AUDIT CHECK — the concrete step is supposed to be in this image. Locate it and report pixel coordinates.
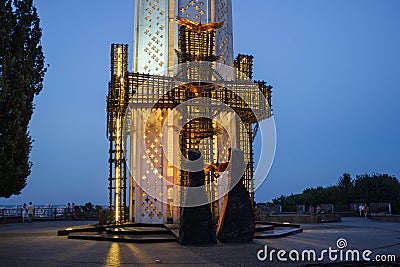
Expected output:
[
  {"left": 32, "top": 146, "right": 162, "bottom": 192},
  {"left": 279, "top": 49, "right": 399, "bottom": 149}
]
[
  {"left": 255, "top": 224, "right": 274, "bottom": 232},
  {"left": 58, "top": 224, "right": 105, "bottom": 236},
  {"left": 68, "top": 232, "right": 177, "bottom": 243},
  {"left": 106, "top": 226, "right": 169, "bottom": 235},
  {"left": 164, "top": 224, "right": 179, "bottom": 239},
  {"left": 253, "top": 227, "right": 303, "bottom": 239},
  {"left": 62, "top": 222, "right": 303, "bottom": 242}
]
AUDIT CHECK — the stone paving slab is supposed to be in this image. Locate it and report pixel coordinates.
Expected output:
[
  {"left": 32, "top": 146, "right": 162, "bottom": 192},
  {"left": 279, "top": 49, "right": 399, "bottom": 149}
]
[
  {"left": 256, "top": 217, "right": 400, "bottom": 265},
  {"left": 0, "top": 218, "right": 399, "bottom": 266},
  {"left": 0, "top": 221, "right": 98, "bottom": 236}
]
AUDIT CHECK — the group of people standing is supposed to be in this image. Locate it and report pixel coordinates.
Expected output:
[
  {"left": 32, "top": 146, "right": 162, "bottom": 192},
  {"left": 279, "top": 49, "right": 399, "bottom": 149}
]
[
  {"left": 66, "top": 202, "right": 77, "bottom": 220},
  {"left": 21, "top": 202, "right": 34, "bottom": 223},
  {"left": 359, "top": 203, "right": 369, "bottom": 217},
  {"left": 20, "top": 202, "right": 77, "bottom": 222},
  {"left": 308, "top": 204, "right": 323, "bottom": 214}
]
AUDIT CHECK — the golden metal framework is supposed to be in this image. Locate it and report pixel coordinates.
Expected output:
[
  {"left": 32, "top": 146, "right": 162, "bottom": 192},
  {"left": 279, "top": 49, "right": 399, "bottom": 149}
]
[
  {"left": 176, "top": 17, "right": 224, "bottom": 34},
  {"left": 107, "top": 19, "right": 272, "bottom": 223},
  {"left": 107, "top": 44, "right": 129, "bottom": 224}
]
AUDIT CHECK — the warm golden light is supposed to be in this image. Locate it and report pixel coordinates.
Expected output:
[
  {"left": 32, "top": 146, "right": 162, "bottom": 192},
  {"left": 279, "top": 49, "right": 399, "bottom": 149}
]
[
  {"left": 105, "top": 243, "right": 121, "bottom": 266},
  {"left": 115, "top": 117, "right": 121, "bottom": 223},
  {"left": 112, "top": 45, "right": 126, "bottom": 224},
  {"left": 176, "top": 17, "right": 224, "bottom": 34},
  {"left": 116, "top": 46, "right": 122, "bottom": 77}
]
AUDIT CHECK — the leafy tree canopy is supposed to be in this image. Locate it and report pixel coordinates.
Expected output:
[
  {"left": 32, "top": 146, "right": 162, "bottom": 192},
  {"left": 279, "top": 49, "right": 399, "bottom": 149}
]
[
  {"left": 270, "top": 173, "right": 400, "bottom": 214},
  {"left": 0, "top": 0, "right": 46, "bottom": 198}
]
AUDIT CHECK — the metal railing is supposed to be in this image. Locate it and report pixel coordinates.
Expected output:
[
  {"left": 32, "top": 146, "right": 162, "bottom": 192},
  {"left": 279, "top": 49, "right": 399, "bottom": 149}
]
[
  {"left": 0, "top": 207, "right": 67, "bottom": 220},
  {"left": 0, "top": 207, "right": 103, "bottom": 220}
]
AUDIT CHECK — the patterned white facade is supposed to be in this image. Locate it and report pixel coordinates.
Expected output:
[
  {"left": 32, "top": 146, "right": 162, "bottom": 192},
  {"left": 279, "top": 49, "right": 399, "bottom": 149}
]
[
  {"left": 133, "top": 0, "right": 170, "bottom": 74},
  {"left": 133, "top": 0, "right": 234, "bottom": 74},
  {"left": 214, "top": 0, "right": 233, "bottom": 66}
]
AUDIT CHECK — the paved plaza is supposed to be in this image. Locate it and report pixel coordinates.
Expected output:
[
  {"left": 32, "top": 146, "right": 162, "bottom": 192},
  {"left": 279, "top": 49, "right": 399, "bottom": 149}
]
[{"left": 0, "top": 217, "right": 399, "bottom": 266}]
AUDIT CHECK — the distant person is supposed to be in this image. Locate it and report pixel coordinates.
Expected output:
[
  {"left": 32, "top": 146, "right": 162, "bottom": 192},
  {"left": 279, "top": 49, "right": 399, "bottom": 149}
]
[
  {"left": 21, "top": 203, "right": 27, "bottom": 223},
  {"left": 316, "top": 205, "right": 322, "bottom": 214},
  {"left": 66, "top": 203, "right": 71, "bottom": 220},
  {"left": 308, "top": 205, "right": 315, "bottom": 214},
  {"left": 364, "top": 204, "right": 369, "bottom": 217},
  {"left": 27, "top": 202, "right": 34, "bottom": 223},
  {"left": 359, "top": 204, "right": 365, "bottom": 217},
  {"left": 71, "top": 203, "right": 77, "bottom": 220}
]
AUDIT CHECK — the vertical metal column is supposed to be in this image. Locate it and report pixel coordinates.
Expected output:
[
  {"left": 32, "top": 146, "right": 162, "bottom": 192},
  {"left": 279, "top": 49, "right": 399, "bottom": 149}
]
[{"left": 107, "top": 44, "right": 129, "bottom": 224}]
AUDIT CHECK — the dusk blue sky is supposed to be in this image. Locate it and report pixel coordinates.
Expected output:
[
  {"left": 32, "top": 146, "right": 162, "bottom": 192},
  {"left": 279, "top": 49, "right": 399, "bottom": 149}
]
[{"left": 2, "top": 0, "right": 400, "bottom": 206}]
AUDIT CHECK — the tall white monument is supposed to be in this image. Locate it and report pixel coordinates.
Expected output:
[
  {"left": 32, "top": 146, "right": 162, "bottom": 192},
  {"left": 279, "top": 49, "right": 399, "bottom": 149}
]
[{"left": 133, "top": 0, "right": 234, "bottom": 74}]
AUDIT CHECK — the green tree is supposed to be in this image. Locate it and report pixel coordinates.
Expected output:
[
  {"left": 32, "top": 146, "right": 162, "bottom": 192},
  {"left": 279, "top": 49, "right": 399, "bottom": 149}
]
[
  {"left": 272, "top": 194, "right": 288, "bottom": 206},
  {"left": 337, "top": 173, "right": 353, "bottom": 190},
  {"left": 353, "top": 173, "right": 400, "bottom": 213},
  {"left": 95, "top": 205, "right": 103, "bottom": 215},
  {"left": 336, "top": 173, "right": 354, "bottom": 205},
  {"left": 82, "top": 202, "right": 95, "bottom": 216},
  {"left": 270, "top": 173, "right": 400, "bottom": 214},
  {"left": 0, "top": 0, "right": 46, "bottom": 198}
]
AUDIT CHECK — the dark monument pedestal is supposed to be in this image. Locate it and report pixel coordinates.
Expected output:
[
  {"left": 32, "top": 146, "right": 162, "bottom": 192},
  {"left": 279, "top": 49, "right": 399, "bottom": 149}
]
[
  {"left": 179, "top": 150, "right": 216, "bottom": 245},
  {"left": 217, "top": 149, "right": 255, "bottom": 243},
  {"left": 179, "top": 203, "right": 216, "bottom": 245}
]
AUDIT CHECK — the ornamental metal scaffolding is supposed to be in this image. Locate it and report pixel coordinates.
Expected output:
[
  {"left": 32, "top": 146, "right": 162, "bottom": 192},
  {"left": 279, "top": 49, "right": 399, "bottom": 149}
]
[
  {"left": 107, "top": 19, "right": 273, "bottom": 224},
  {"left": 107, "top": 44, "right": 129, "bottom": 223}
]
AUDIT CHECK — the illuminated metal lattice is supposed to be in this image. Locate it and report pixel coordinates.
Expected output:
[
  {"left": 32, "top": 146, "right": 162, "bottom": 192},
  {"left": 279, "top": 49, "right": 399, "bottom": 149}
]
[
  {"left": 108, "top": 0, "right": 272, "bottom": 224},
  {"left": 107, "top": 44, "right": 129, "bottom": 224},
  {"left": 235, "top": 54, "right": 254, "bottom": 80}
]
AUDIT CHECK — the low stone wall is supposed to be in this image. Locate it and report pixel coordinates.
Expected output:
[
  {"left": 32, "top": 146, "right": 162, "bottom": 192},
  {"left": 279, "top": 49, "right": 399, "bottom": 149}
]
[
  {"left": 369, "top": 215, "right": 400, "bottom": 223},
  {"left": 258, "top": 213, "right": 341, "bottom": 224}
]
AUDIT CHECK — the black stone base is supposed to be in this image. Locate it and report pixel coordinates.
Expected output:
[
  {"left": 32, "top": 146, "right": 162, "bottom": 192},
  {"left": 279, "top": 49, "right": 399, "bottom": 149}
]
[
  {"left": 217, "top": 149, "right": 255, "bottom": 243},
  {"left": 179, "top": 204, "right": 217, "bottom": 245},
  {"left": 178, "top": 150, "right": 217, "bottom": 245}
]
